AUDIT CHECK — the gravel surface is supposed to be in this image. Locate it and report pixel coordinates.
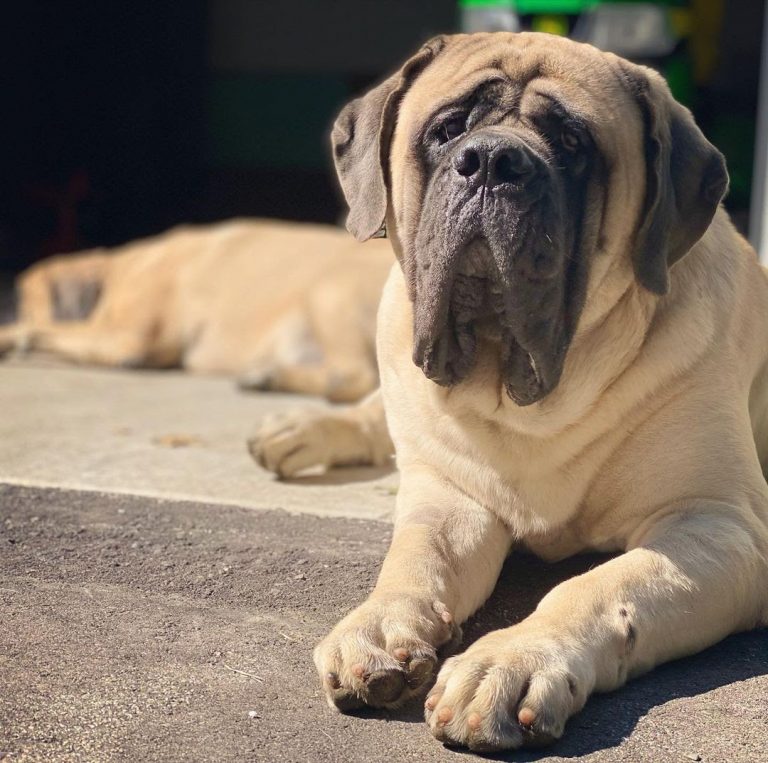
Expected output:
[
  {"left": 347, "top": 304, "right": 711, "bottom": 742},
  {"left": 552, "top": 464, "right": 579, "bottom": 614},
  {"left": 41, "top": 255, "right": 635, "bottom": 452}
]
[{"left": 1, "top": 483, "right": 766, "bottom": 762}]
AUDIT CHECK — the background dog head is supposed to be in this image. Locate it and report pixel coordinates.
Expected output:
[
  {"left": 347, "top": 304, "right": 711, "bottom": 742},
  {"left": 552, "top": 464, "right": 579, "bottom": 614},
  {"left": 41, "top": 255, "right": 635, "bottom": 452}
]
[{"left": 332, "top": 33, "right": 728, "bottom": 405}]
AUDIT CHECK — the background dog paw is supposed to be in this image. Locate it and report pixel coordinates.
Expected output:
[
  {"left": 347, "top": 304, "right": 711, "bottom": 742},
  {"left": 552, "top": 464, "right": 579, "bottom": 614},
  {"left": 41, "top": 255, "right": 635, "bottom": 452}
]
[
  {"left": 237, "top": 365, "right": 275, "bottom": 392},
  {"left": 247, "top": 409, "right": 340, "bottom": 477},
  {"left": 247, "top": 408, "right": 373, "bottom": 478}
]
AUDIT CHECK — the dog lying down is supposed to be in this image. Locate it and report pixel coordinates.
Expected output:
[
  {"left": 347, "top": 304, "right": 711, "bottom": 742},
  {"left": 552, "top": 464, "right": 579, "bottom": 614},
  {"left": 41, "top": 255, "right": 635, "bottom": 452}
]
[
  {"left": 0, "top": 219, "right": 392, "bottom": 402},
  {"left": 251, "top": 32, "right": 768, "bottom": 753}
]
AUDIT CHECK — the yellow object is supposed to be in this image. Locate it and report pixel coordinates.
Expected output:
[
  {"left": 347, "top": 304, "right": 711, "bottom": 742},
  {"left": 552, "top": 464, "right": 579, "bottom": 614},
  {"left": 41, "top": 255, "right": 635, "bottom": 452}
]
[
  {"left": 531, "top": 14, "right": 569, "bottom": 37},
  {"left": 690, "top": 0, "right": 724, "bottom": 85},
  {"left": 668, "top": 8, "right": 691, "bottom": 39}
]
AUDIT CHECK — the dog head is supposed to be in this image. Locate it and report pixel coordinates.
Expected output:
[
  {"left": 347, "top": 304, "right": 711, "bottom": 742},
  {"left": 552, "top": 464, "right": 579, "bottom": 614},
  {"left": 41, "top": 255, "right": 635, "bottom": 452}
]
[{"left": 332, "top": 33, "right": 727, "bottom": 405}]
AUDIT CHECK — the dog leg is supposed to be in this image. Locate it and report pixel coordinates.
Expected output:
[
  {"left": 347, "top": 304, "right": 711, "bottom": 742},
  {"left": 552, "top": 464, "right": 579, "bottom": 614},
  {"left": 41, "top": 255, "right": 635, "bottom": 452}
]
[
  {"left": 424, "top": 503, "right": 768, "bottom": 752},
  {"left": 303, "top": 268, "right": 380, "bottom": 403},
  {"left": 238, "top": 306, "right": 376, "bottom": 401},
  {"left": 12, "top": 322, "right": 153, "bottom": 367},
  {"left": 237, "top": 294, "right": 378, "bottom": 402},
  {"left": 313, "top": 467, "right": 512, "bottom": 709},
  {"left": 248, "top": 388, "right": 392, "bottom": 478},
  {"left": 239, "top": 361, "right": 377, "bottom": 403}
]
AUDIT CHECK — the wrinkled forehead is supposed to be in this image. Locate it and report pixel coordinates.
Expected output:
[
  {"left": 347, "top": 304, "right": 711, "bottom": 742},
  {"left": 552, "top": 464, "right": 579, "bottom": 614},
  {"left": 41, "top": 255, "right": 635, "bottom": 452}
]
[{"left": 397, "top": 33, "right": 639, "bottom": 155}]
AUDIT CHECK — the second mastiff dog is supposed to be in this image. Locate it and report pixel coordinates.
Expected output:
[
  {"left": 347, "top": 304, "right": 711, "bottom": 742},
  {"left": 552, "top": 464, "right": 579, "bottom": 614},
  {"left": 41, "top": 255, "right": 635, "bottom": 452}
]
[
  {"left": 1, "top": 220, "right": 391, "bottom": 402},
  {"left": 254, "top": 32, "right": 768, "bottom": 751}
]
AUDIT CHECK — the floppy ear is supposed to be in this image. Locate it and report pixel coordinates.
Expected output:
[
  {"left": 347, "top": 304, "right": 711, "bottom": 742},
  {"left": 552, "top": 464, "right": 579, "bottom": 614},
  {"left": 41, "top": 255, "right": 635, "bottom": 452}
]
[
  {"left": 331, "top": 36, "right": 446, "bottom": 242},
  {"left": 618, "top": 62, "right": 728, "bottom": 295}
]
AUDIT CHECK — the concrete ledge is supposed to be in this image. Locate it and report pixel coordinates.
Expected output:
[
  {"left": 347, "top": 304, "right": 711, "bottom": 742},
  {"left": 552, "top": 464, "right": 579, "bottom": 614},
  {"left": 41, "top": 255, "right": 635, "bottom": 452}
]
[{"left": 0, "top": 362, "right": 397, "bottom": 520}]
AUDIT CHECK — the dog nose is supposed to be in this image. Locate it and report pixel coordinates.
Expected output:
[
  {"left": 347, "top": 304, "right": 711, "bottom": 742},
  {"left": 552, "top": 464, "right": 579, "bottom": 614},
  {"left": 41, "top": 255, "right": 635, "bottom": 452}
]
[{"left": 453, "top": 135, "right": 537, "bottom": 187}]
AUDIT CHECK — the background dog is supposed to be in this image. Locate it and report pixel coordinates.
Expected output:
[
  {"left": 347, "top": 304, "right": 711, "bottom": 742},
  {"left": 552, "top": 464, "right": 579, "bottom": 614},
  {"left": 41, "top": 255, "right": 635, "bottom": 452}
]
[
  {"left": 0, "top": 219, "right": 391, "bottom": 403},
  {"left": 254, "top": 32, "right": 768, "bottom": 752}
]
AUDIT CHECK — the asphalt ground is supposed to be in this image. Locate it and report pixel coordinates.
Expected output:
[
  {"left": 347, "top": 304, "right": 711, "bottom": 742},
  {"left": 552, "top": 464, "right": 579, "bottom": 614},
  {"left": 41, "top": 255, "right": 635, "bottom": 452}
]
[{"left": 1, "top": 483, "right": 766, "bottom": 763}]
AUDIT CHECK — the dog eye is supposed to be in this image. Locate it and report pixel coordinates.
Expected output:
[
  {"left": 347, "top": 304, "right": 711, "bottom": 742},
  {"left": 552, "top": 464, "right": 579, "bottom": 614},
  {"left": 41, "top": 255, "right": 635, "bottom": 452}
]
[
  {"left": 437, "top": 114, "right": 468, "bottom": 145},
  {"left": 560, "top": 125, "right": 583, "bottom": 152}
]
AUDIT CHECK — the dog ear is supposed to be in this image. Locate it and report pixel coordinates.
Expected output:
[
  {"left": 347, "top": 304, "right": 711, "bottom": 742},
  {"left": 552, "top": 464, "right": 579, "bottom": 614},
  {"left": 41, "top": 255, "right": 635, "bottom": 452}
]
[
  {"left": 617, "top": 61, "right": 728, "bottom": 295},
  {"left": 331, "top": 36, "right": 446, "bottom": 242}
]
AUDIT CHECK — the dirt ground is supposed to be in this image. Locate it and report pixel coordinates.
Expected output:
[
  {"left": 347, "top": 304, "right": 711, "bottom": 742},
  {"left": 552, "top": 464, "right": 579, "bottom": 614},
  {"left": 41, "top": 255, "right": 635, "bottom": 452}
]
[{"left": 1, "top": 483, "right": 766, "bottom": 763}]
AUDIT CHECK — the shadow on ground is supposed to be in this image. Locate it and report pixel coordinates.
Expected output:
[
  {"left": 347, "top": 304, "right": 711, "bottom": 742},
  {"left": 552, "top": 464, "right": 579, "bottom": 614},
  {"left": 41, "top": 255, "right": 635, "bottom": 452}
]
[
  {"left": 284, "top": 463, "right": 397, "bottom": 486},
  {"left": 455, "top": 554, "right": 768, "bottom": 761},
  {"left": 388, "top": 551, "right": 767, "bottom": 760}
]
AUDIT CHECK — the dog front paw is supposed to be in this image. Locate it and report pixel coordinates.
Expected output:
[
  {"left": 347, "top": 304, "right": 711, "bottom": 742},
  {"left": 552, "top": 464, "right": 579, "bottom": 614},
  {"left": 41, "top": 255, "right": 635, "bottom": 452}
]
[
  {"left": 314, "top": 595, "right": 461, "bottom": 712},
  {"left": 425, "top": 620, "right": 594, "bottom": 751},
  {"left": 247, "top": 408, "right": 374, "bottom": 478},
  {"left": 237, "top": 364, "right": 275, "bottom": 392}
]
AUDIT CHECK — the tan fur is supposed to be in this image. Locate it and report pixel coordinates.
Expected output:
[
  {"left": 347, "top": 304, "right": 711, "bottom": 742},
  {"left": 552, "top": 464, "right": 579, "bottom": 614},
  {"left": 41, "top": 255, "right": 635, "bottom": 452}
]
[
  {"left": 249, "top": 389, "right": 392, "bottom": 478},
  {"left": 253, "top": 34, "right": 768, "bottom": 750},
  {"left": 1, "top": 219, "right": 392, "bottom": 402}
]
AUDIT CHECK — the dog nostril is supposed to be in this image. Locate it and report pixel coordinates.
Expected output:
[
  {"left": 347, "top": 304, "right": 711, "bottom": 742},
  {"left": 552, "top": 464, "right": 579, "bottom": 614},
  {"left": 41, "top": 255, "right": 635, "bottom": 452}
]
[
  {"left": 454, "top": 149, "right": 481, "bottom": 177},
  {"left": 494, "top": 149, "right": 533, "bottom": 184}
]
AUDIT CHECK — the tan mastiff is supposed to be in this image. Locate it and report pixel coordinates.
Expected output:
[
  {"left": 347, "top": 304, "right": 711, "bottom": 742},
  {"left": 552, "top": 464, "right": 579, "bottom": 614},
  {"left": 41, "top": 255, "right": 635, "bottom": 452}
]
[
  {"left": 252, "top": 33, "right": 768, "bottom": 751},
  {"left": 0, "top": 219, "right": 391, "bottom": 402}
]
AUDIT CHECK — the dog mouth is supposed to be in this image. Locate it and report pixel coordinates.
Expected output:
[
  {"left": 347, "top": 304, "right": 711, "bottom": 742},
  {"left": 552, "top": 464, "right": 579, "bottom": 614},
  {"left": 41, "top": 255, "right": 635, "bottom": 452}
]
[{"left": 412, "top": 238, "right": 567, "bottom": 406}]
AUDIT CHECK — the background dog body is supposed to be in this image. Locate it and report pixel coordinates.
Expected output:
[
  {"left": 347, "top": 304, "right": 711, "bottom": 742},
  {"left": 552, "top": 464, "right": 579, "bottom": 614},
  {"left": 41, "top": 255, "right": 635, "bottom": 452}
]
[{"left": 1, "top": 219, "right": 392, "bottom": 402}]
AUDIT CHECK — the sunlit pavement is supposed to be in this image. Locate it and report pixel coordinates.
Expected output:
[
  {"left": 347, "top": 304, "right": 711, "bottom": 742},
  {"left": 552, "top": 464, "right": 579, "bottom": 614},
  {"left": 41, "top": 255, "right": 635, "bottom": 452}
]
[{"left": 0, "top": 361, "right": 397, "bottom": 521}]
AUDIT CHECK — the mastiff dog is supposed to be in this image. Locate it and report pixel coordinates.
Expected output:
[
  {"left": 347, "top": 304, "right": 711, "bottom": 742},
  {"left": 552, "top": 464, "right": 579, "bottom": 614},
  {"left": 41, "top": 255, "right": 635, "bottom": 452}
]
[
  {"left": 252, "top": 33, "right": 768, "bottom": 751},
  {"left": 0, "top": 219, "right": 391, "bottom": 402}
]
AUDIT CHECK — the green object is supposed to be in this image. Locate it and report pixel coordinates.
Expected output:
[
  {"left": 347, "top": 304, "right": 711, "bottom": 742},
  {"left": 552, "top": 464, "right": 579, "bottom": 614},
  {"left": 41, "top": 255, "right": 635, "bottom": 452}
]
[
  {"left": 663, "top": 51, "right": 694, "bottom": 104},
  {"left": 459, "top": 0, "right": 688, "bottom": 10},
  {"left": 512, "top": 0, "right": 595, "bottom": 11},
  {"left": 708, "top": 115, "right": 755, "bottom": 209},
  {"left": 461, "top": 0, "right": 596, "bottom": 11}
]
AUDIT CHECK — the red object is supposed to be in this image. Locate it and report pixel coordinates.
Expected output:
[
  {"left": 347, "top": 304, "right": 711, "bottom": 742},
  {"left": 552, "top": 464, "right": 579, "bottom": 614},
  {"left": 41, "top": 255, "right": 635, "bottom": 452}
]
[{"left": 24, "top": 170, "right": 90, "bottom": 256}]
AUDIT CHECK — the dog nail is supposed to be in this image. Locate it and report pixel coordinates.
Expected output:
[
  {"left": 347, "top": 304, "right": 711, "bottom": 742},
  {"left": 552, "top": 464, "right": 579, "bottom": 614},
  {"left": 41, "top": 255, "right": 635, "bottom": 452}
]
[
  {"left": 351, "top": 664, "right": 365, "bottom": 679},
  {"left": 331, "top": 689, "right": 365, "bottom": 713},
  {"left": 425, "top": 694, "right": 439, "bottom": 711},
  {"left": 441, "top": 610, "right": 453, "bottom": 624},
  {"left": 366, "top": 669, "right": 406, "bottom": 705},
  {"left": 326, "top": 672, "right": 341, "bottom": 689},
  {"left": 393, "top": 647, "right": 410, "bottom": 662},
  {"left": 467, "top": 712, "right": 482, "bottom": 731},
  {"left": 518, "top": 707, "right": 536, "bottom": 727},
  {"left": 437, "top": 707, "right": 453, "bottom": 724},
  {"left": 407, "top": 655, "right": 436, "bottom": 688}
]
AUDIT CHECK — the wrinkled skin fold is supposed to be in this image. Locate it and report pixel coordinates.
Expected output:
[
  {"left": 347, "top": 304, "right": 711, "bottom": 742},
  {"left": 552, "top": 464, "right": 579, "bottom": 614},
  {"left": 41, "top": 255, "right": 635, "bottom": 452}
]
[
  {"left": 409, "top": 144, "right": 580, "bottom": 405},
  {"left": 387, "top": 67, "right": 600, "bottom": 405}
]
